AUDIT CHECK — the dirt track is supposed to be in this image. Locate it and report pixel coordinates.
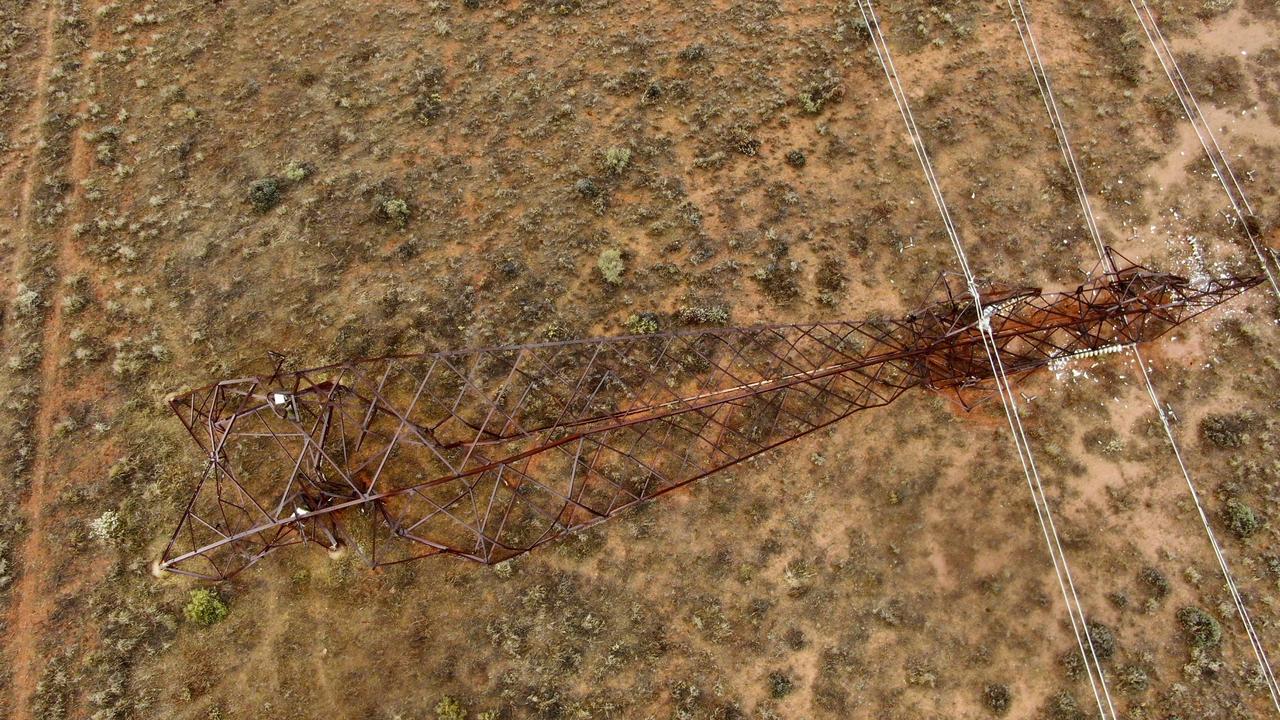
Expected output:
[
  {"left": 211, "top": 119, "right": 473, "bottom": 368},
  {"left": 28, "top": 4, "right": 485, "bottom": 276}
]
[
  {"left": 1, "top": 0, "right": 110, "bottom": 714},
  {"left": 2, "top": 0, "right": 63, "bottom": 713}
]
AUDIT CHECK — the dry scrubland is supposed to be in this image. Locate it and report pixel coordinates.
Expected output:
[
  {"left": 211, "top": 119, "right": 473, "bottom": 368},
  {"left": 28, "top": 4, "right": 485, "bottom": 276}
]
[{"left": 2, "top": 0, "right": 1280, "bottom": 717}]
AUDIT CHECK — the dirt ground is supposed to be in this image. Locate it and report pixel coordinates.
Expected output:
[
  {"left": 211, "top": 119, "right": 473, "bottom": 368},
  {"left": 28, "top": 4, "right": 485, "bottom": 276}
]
[{"left": 2, "top": 0, "right": 1280, "bottom": 718}]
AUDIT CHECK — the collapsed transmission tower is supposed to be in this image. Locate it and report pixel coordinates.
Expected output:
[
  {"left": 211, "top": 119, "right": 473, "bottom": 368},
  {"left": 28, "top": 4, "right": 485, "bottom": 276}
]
[{"left": 161, "top": 255, "right": 1260, "bottom": 579}]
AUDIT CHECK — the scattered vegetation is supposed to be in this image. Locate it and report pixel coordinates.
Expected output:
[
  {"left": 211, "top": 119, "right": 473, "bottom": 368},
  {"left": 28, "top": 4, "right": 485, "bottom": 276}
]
[{"left": 2, "top": 0, "right": 1275, "bottom": 717}]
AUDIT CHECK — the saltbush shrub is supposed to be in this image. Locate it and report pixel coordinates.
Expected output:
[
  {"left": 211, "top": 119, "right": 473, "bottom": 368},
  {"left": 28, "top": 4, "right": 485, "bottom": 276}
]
[
  {"left": 1224, "top": 499, "right": 1262, "bottom": 538},
  {"left": 379, "top": 197, "right": 411, "bottom": 228},
  {"left": 435, "top": 696, "right": 466, "bottom": 720},
  {"left": 603, "top": 146, "right": 631, "bottom": 175},
  {"left": 597, "top": 248, "right": 624, "bottom": 284},
  {"left": 184, "top": 589, "right": 230, "bottom": 626},
  {"left": 983, "top": 683, "right": 1011, "bottom": 715},
  {"left": 768, "top": 671, "right": 794, "bottom": 698},
  {"left": 1047, "top": 691, "right": 1080, "bottom": 720},
  {"left": 1138, "top": 566, "right": 1170, "bottom": 598},
  {"left": 1177, "top": 606, "right": 1222, "bottom": 649},
  {"left": 624, "top": 312, "right": 660, "bottom": 335},
  {"left": 248, "top": 177, "right": 281, "bottom": 212},
  {"left": 1085, "top": 622, "right": 1116, "bottom": 660},
  {"left": 1200, "top": 412, "right": 1250, "bottom": 448}
]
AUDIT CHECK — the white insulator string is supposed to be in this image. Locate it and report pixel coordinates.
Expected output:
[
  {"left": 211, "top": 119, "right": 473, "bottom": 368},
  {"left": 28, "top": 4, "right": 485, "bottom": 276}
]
[
  {"left": 851, "top": 2, "right": 1118, "bottom": 717},
  {"left": 1006, "top": 0, "right": 1280, "bottom": 709}
]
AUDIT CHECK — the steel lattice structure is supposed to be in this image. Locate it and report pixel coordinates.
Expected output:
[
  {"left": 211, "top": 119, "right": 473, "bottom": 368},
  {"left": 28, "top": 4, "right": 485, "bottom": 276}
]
[{"left": 160, "top": 257, "right": 1260, "bottom": 579}]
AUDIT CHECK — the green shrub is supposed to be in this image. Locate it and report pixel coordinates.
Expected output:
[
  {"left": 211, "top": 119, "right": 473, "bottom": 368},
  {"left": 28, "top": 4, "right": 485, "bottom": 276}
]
[
  {"left": 768, "top": 671, "right": 794, "bottom": 698},
  {"left": 248, "top": 177, "right": 282, "bottom": 212},
  {"left": 1082, "top": 426, "right": 1124, "bottom": 456},
  {"left": 624, "top": 312, "right": 660, "bottom": 335},
  {"left": 905, "top": 661, "right": 937, "bottom": 687},
  {"left": 1118, "top": 664, "right": 1149, "bottom": 693},
  {"left": 678, "top": 44, "right": 708, "bottom": 62},
  {"left": 1177, "top": 606, "right": 1222, "bottom": 649},
  {"left": 547, "top": 0, "right": 580, "bottom": 14},
  {"left": 1085, "top": 621, "right": 1115, "bottom": 660},
  {"left": 597, "top": 248, "right": 624, "bottom": 284},
  {"left": 1242, "top": 213, "right": 1265, "bottom": 236},
  {"left": 983, "top": 683, "right": 1011, "bottom": 715},
  {"left": 677, "top": 305, "right": 729, "bottom": 325},
  {"left": 798, "top": 80, "right": 842, "bottom": 114},
  {"left": 1224, "top": 499, "right": 1262, "bottom": 538},
  {"left": 1047, "top": 691, "right": 1081, "bottom": 720},
  {"left": 183, "top": 589, "right": 229, "bottom": 626},
  {"left": 89, "top": 510, "right": 123, "bottom": 544},
  {"left": 379, "top": 197, "right": 411, "bottom": 228},
  {"left": 14, "top": 284, "right": 45, "bottom": 319},
  {"left": 603, "top": 146, "right": 631, "bottom": 175},
  {"left": 816, "top": 258, "right": 847, "bottom": 305},
  {"left": 1059, "top": 649, "right": 1083, "bottom": 679},
  {"left": 435, "top": 696, "right": 466, "bottom": 720},
  {"left": 1139, "top": 566, "right": 1170, "bottom": 598},
  {"left": 283, "top": 161, "right": 312, "bottom": 182},
  {"left": 753, "top": 261, "right": 801, "bottom": 303},
  {"left": 415, "top": 92, "right": 445, "bottom": 123},
  {"left": 1200, "top": 412, "right": 1250, "bottom": 448}
]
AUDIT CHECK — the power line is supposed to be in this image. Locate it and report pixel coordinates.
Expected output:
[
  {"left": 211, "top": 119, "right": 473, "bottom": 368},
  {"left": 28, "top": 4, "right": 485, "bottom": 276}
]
[
  {"left": 1006, "top": 0, "right": 1280, "bottom": 707},
  {"left": 1126, "top": 0, "right": 1280, "bottom": 300},
  {"left": 850, "top": 2, "right": 1118, "bottom": 716}
]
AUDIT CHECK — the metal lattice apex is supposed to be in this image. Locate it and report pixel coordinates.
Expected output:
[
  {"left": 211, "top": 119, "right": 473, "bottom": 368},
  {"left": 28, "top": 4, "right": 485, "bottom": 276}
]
[{"left": 161, "top": 257, "right": 1261, "bottom": 579}]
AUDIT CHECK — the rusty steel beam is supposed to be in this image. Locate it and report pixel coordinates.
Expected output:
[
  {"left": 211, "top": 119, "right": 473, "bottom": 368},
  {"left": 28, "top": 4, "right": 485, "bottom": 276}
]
[{"left": 159, "top": 255, "right": 1261, "bottom": 579}]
